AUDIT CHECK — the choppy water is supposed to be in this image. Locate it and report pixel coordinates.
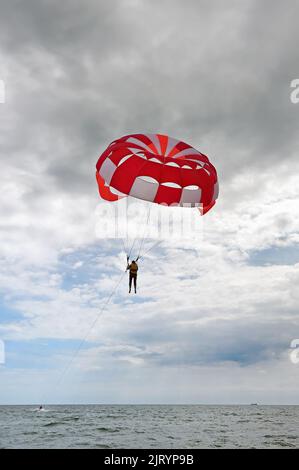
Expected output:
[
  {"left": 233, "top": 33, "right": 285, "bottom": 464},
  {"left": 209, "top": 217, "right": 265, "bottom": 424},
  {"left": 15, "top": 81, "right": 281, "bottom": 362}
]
[{"left": 0, "top": 405, "right": 298, "bottom": 449}]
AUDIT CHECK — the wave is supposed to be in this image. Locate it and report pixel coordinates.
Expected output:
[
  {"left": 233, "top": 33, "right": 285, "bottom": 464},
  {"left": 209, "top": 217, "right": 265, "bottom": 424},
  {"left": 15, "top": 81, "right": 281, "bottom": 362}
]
[{"left": 97, "top": 427, "right": 120, "bottom": 433}]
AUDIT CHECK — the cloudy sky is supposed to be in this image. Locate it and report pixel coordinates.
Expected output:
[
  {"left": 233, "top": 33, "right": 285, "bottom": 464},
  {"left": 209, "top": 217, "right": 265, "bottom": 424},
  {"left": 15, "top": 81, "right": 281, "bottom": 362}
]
[{"left": 0, "top": 0, "right": 299, "bottom": 404}]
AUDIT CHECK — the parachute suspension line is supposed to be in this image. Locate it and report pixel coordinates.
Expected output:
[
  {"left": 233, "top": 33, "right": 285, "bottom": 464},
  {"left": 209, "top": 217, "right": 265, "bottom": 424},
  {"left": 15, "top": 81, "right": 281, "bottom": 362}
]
[
  {"left": 126, "top": 205, "right": 151, "bottom": 261},
  {"left": 121, "top": 202, "right": 152, "bottom": 262},
  {"left": 120, "top": 236, "right": 128, "bottom": 258},
  {"left": 136, "top": 205, "right": 152, "bottom": 260},
  {"left": 124, "top": 214, "right": 129, "bottom": 256},
  {"left": 127, "top": 236, "right": 138, "bottom": 261},
  {"left": 141, "top": 239, "right": 164, "bottom": 257},
  {"left": 120, "top": 217, "right": 131, "bottom": 259},
  {"left": 42, "top": 269, "right": 126, "bottom": 404}
]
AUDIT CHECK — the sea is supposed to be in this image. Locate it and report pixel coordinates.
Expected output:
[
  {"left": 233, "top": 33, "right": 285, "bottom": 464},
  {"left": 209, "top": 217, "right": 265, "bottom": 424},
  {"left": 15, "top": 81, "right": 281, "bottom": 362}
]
[{"left": 0, "top": 405, "right": 298, "bottom": 449}]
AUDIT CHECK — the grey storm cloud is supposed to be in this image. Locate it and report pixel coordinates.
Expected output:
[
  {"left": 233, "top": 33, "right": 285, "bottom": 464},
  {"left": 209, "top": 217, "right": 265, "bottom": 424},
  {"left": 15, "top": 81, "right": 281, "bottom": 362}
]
[
  {"left": 1, "top": 0, "right": 299, "bottom": 199},
  {"left": 116, "top": 306, "right": 298, "bottom": 367}
]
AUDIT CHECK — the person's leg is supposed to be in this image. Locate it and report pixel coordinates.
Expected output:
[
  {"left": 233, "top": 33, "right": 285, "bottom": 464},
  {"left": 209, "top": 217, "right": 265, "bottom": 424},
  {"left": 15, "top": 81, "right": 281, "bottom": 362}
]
[
  {"left": 129, "top": 273, "right": 132, "bottom": 293},
  {"left": 134, "top": 274, "right": 137, "bottom": 293}
]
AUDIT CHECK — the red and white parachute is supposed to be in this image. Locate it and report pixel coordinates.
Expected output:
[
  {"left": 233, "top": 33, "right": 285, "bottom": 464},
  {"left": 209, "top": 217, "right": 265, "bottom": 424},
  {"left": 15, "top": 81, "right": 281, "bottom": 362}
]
[{"left": 96, "top": 133, "right": 218, "bottom": 215}]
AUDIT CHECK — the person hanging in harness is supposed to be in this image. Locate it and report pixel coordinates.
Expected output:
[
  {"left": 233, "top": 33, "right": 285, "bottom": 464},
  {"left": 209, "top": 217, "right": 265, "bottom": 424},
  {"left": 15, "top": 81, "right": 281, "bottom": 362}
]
[{"left": 126, "top": 256, "right": 139, "bottom": 293}]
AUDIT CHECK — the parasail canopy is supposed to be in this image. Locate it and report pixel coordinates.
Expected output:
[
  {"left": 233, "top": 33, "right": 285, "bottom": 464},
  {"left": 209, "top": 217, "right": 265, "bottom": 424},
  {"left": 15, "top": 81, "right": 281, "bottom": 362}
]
[{"left": 96, "top": 133, "right": 218, "bottom": 214}]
